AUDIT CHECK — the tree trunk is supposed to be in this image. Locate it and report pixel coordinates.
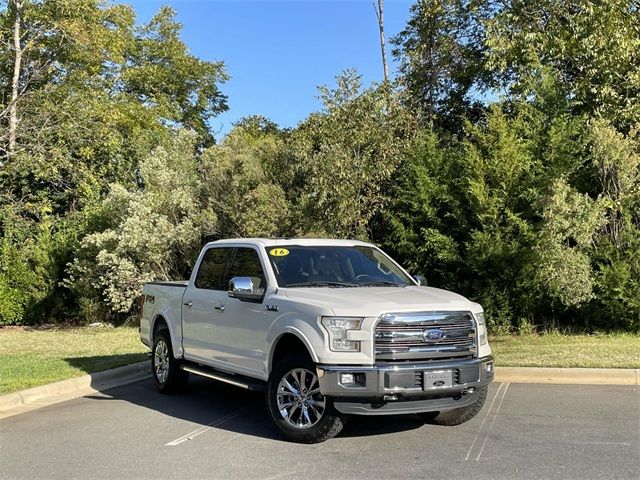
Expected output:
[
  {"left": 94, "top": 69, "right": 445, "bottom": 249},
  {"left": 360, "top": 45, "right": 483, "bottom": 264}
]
[
  {"left": 8, "top": 0, "right": 24, "bottom": 154},
  {"left": 374, "top": 0, "right": 389, "bottom": 83}
]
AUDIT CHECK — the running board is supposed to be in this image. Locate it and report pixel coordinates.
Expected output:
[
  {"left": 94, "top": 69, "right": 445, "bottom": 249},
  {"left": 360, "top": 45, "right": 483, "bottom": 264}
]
[{"left": 181, "top": 365, "right": 265, "bottom": 391}]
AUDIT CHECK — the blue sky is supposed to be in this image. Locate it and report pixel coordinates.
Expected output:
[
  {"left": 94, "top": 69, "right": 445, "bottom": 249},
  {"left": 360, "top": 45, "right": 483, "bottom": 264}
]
[{"left": 128, "top": 0, "right": 413, "bottom": 138}]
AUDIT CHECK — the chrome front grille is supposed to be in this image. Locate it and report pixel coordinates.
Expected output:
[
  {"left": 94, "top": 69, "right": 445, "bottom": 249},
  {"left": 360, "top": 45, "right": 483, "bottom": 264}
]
[{"left": 374, "top": 311, "right": 477, "bottom": 361}]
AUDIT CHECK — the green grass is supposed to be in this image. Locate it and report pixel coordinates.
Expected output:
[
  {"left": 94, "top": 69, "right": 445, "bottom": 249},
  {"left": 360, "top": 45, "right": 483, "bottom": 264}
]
[
  {"left": 491, "top": 332, "right": 640, "bottom": 369},
  {"left": 0, "top": 326, "right": 147, "bottom": 395}
]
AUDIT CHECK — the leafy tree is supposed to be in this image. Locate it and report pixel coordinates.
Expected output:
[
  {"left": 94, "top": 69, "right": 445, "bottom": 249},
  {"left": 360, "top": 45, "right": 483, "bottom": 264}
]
[
  {"left": 588, "top": 122, "right": 640, "bottom": 331},
  {"left": 381, "top": 130, "right": 465, "bottom": 286},
  {"left": 0, "top": 0, "right": 227, "bottom": 324},
  {"left": 392, "top": 0, "right": 492, "bottom": 129},
  {"left": 122, "top": 6, "right": 228, "bottom": 147},
  {"left": 531, "top": 178, "right": 604, "bottom": 309},
  {"left": 64, "top": 132, "right": 211, "bottom": 318},
  {"left": 199, "top": 122, "right": 290, "bottom": 239},
  {"left": 286, "top": 70, "right": 411, "bottom": 239},
  {"left": 486, "top": 0, "right": 640, "bottom": 129}
]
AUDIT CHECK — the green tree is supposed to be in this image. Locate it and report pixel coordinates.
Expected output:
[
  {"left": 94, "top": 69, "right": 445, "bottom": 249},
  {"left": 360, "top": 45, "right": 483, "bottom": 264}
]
[
  {"left": 286, "top": 70, "right": 411, "bottom": 239},
  {"left": 392, "top": 0, "right": 492, "bottom": 129},
  {"left": 0, "top": 0, "right": 227, "bottom": 324},
  {"left": 199, "top": 121, "right": 290, "bottom": 239},
  {"left": 381, "top": 130, "right": 465, "bottom": 286},
  {"left": 486, "top": 0, "right": 640, "bottom": 129},
  {"left": 122, "top": 6, "right": 228, "bottom": 147},
  {"left": 64, "top": 132, "right": 212, "bottom": 319},
  {"left": 588, "top": 122, "right": 640, "bottom": 331}
]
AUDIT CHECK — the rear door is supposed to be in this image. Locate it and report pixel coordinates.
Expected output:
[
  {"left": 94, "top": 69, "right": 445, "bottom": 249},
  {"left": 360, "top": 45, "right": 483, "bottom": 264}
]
[{"left": 181, "top": 246, "right": 233, "bottom": 362}]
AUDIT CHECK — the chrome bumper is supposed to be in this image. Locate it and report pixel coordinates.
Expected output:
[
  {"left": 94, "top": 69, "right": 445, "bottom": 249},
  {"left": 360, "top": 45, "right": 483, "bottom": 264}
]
[{"left": 316, "top": 356, "right": 494, "bottom": 415}]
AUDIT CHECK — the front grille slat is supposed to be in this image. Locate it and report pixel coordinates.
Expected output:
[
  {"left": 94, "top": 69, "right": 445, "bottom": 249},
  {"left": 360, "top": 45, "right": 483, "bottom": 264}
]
[{"left": 374, "top": 311, "right": 477, "bottom": 361}]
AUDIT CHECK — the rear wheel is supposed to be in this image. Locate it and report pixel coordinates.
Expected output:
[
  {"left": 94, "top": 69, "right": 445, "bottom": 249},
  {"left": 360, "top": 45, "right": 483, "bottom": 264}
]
[
  {"left": 419, "top": 386, "right": 488, "bottom": 426},
  {"left": 152, "top": 330, "right": 189, "bottom": 394},
  {"left": 267, "top": 353, "right": 347, "bottom": 443}
]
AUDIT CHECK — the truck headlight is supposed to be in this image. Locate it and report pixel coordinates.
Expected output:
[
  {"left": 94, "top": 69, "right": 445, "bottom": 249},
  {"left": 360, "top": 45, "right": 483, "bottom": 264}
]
[
  {"left": 475, "top": 312, "right": 488, "bottom": 346},
  {"left": 321, "top": 317, "right": 363, "bottom": 352}
]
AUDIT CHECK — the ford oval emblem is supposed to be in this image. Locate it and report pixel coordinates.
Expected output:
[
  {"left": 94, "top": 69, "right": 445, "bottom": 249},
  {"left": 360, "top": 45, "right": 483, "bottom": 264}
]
[{"left": 423, "top": 328, "right": 445, "bottom": 341}]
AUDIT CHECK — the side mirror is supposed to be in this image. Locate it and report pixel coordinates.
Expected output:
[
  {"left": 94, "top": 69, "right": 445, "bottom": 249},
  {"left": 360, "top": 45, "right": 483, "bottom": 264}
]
[
  {"left": 413, "top": 274, "right": 427, "bottom": 286},
  {"left": 228, "top": 276, "right": 263, "bottom": 302}
]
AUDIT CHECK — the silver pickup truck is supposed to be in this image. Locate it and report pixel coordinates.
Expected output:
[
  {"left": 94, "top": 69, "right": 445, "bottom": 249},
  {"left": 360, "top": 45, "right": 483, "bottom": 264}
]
[{"left": 140, "top": 238, "right": 493, "bottom": 443}]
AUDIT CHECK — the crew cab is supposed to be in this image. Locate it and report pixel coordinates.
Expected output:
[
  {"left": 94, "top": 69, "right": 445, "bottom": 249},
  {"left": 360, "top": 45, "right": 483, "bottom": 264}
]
[{"left": 140, "top": 238, "right": 493, "bottom": 443}]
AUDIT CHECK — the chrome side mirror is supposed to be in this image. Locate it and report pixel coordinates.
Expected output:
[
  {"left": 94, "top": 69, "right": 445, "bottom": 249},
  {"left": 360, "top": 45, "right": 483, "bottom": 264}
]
[
  {"left": 413, "top": 274, "right": 427, "bottom": 286},
  {"left": 228, "top": 276, "right": 263, "bottom": 302}
]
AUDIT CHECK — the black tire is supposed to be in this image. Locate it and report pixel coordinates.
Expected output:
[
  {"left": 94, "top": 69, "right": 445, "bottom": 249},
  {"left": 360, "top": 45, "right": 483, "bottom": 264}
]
[
  {"left": 419, "top": 386, "right": 488, "bottom": 426},
  {"left": 152, "top": 329, "right": 189, "bottom": 394},
  {"left": 267, "top": 352, "right": 347, "bottom": 443}
]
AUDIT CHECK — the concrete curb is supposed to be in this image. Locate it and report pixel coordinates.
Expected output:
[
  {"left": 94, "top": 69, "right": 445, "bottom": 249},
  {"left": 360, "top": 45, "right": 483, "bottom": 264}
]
[
  {"left": 0, "top": 361, "right": 151, "bottom": 420},
  {"left": 495, "top": 367, "right": 639, "bottom": 385}
]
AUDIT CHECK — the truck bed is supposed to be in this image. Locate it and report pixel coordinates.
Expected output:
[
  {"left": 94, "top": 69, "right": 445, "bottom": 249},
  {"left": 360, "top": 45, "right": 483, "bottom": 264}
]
[{"left": 140, "top": 281, "right": 188, "bottom": 349}]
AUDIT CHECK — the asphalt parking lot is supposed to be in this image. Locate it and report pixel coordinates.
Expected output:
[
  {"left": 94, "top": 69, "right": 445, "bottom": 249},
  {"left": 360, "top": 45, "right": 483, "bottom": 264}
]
[{"left": 1, "top": 378, "right": 638, "bottom": 480}]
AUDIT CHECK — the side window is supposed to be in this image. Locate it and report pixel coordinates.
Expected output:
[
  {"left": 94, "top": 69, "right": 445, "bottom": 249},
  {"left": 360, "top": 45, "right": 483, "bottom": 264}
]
[
  {"left": 225, "top": 248, "right": 266, "bottom": 291},
  {"left": 194, "top": 248, "right": 232, "bottom": 290}
]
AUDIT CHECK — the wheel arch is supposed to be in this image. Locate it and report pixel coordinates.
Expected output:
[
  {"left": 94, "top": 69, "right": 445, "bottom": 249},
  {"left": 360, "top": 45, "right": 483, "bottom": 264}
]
[
  {"left": 150, "top": 313, "right": 182, "bottom": 359},
  {"left": 269, "top": 330, "right": 318, "bottom": 375}
]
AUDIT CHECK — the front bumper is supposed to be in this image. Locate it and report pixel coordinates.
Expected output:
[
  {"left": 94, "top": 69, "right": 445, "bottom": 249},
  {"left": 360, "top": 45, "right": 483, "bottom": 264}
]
[{"left": 316, "top": 356, "right": 493, "bottom": 415}]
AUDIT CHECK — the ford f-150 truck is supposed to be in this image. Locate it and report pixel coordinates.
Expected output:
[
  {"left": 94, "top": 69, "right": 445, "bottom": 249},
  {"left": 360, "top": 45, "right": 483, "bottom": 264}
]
[{"left": 140, "top": 238, "right": 493, "bottom": 443}]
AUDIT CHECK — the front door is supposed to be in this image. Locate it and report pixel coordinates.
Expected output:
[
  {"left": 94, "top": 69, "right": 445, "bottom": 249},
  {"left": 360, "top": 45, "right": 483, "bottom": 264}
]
[{"left": 210, "top": 246, "right": 271, "bottom": 379}]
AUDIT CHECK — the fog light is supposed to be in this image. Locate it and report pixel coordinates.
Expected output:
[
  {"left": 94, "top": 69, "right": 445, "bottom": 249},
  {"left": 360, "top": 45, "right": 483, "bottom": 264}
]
[
  {"left": 340, "top": 373, "right": 355, "bottom": 385},
  {"left": 484, "top": 362, "right": 494, "bottom": 374}
]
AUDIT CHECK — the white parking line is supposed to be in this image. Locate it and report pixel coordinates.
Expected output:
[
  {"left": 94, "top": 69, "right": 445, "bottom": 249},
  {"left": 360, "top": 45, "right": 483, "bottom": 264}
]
[
  {"left": 165, "top": 404, "right": 257, "bottom": 446},
  {"left": 475, "top": 382, "right": 510, "bottom": 461},
  {"left": 464, "top": 382, "right": 505, "bottom": 461}
]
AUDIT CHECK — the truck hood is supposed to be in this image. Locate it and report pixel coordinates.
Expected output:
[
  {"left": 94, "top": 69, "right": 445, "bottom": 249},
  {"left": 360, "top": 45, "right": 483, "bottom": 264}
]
[{"left": 281, "top": 286, "right": 479, "bottom": 317}]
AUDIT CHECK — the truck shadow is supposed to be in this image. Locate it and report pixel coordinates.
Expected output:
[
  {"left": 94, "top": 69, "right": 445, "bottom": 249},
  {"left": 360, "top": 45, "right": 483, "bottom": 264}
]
[
  {"left": 64, "top": 354, "right": 147, "bottom": 374},
  {"left": 83, "top": 376, "right": 424, "bottom": 442}
]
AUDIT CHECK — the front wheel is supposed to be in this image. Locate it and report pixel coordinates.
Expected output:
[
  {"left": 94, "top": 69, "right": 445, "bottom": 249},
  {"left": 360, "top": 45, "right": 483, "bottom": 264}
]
[
  {"left": 267, "top": 353, "right": 347, "bottom": 443},
  {"left": 419, "top": 386, "right": 488, "bottom": 426}
]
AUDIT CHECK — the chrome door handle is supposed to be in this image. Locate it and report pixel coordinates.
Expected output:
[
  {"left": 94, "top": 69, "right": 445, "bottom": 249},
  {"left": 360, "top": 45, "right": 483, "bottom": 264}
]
[
  {"left": 214, "top": 305, "right": 225, "bottom": 311},
  {"left": 183, "top": 301, "right": 193, "bottom": 307}
]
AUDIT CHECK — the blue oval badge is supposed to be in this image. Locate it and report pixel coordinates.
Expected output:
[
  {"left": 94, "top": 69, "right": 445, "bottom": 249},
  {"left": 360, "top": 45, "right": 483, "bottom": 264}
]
[{"left": 423, "top": 329, "right": 445, "bottom": 341}]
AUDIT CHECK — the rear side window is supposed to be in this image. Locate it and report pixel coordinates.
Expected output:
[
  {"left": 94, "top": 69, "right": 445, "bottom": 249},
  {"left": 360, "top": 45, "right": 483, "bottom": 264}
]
[
  {"left": 194, "top": 248, "right": 232, "bottom": 290},
  {"left": 224, "top": 248, "right": 266, "bottom": 291}
]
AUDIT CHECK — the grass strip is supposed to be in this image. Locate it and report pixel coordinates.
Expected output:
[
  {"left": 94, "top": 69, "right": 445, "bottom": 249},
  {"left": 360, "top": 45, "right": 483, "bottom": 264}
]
[
  {"left": 491, "top": 332, "right": 640, "bottom": 369},
  {"left": 0, "top": 326, "right": 147, "bottom": 395}
]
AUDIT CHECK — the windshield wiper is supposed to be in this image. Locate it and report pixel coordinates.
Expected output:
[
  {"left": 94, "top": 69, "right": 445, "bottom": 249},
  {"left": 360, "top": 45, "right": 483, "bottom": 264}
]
[
  {"left": 283, "top": 281, "right": 357, "bottom": 288},
  {"left": 357, "top": 281, "right": 406, "bottom": 287}
]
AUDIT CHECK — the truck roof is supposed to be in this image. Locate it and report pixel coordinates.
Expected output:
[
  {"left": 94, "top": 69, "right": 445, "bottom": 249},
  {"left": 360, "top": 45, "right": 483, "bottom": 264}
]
[{"left": 204, "top": 238, "right": 374, "bottom": 248}]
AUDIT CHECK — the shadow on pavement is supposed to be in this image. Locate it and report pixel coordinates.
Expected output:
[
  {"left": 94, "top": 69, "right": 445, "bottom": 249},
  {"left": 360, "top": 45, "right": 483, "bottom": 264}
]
[{"left": 84, "top": 374, "right": 424, "bottom": 442}]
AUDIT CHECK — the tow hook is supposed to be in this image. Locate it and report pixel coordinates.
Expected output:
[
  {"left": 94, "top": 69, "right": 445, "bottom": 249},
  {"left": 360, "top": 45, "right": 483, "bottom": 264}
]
[
  {"left": 383, "top": 394, "right": 399, "bottom": 401},
  {"left": 462, "top": 387, "right": 475, "bottom": 396}
]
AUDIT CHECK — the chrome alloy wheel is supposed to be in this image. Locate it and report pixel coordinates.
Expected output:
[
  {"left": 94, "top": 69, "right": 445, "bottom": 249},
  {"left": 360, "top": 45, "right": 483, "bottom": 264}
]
[
  {"left": 154, "top": 339, "right": 170, "bottom": 384},
  {"left": 276, "top": 368, "right": 326, "bottom": 429}
]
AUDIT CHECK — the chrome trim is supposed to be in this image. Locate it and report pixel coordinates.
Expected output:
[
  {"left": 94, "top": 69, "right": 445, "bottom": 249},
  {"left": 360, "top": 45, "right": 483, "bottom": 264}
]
[
  {"left": 374, "top": 311, "right": 477, "bottom": 361},
  {"left": 181, "top": 365, "right": 253, "bottom": 389}
]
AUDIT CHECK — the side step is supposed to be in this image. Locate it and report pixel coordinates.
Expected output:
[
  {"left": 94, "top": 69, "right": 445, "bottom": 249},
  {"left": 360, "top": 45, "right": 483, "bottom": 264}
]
[{"left": 181, "top": 364, "right": 265, "bottom": 391}]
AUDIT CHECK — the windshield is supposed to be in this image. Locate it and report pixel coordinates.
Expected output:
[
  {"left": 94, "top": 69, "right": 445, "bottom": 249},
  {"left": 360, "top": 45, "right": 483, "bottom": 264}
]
[{"left": 265, "top": 245, "right": 415, "bottom": 288}]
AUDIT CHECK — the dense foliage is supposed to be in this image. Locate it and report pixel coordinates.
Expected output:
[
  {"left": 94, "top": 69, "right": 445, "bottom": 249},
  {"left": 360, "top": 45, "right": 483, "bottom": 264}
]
[{"left": 1, "top": 0, "right": 638, "bottom": 332}]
